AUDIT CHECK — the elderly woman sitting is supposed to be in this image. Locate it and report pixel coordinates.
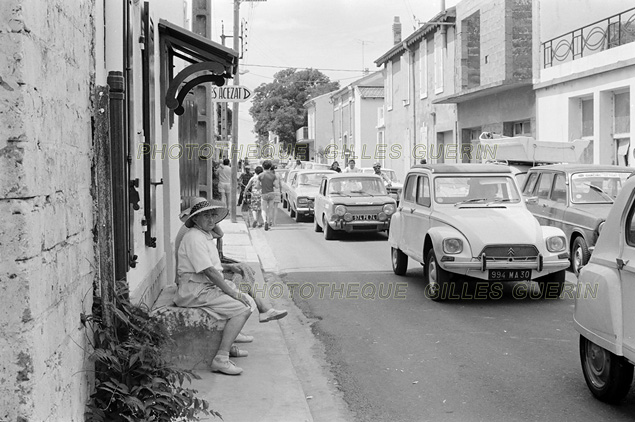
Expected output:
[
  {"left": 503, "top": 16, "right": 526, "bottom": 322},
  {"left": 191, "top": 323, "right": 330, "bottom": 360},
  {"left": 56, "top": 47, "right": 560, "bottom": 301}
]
[{"left": 176, "top": 199, "right": 287, "bottom": 375}]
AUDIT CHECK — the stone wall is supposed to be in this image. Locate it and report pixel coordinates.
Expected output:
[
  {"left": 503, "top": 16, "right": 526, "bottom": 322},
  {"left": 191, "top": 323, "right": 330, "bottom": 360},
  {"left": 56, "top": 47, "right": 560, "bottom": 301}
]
[{"left": 0, "top": 0, "right": 95, "bottom": 420}]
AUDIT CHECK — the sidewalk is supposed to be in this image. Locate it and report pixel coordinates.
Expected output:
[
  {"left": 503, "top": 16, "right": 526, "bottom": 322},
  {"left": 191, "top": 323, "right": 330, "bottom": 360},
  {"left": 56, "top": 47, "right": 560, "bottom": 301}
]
[{"left": 188, "top": 217, "right": 313, "bottom": 422}]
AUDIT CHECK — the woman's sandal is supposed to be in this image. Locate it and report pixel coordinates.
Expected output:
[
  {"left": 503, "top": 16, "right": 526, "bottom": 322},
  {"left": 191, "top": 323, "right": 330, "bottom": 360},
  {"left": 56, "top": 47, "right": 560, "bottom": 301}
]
[{"left": 229, "top": 345, "right": 249, "bottom": 358}]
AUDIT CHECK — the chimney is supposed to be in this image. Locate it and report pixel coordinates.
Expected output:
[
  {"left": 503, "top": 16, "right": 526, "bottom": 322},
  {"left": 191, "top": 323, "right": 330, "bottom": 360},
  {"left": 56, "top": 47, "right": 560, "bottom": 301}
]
[{"left": 392, "top": 16, "right": 402, "bottom": 45}]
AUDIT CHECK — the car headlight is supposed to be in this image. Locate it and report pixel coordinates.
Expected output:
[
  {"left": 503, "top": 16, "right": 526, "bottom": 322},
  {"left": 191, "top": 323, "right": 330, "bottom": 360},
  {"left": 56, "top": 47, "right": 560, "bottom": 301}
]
[
  {"left": 442, "top": 238, "right": 463, "bottom": 254},
  {"left": 598, "top": 221, "right": 605, "bottom": 234},
  {"left": 546, "top": 236, "right": 566, "bottom": 252},
  {"left": 383, "top": 204, "right": 396, "bottom": 215},
  {"left": 334, "top": 205, "right": 347, "bottom": 216}
]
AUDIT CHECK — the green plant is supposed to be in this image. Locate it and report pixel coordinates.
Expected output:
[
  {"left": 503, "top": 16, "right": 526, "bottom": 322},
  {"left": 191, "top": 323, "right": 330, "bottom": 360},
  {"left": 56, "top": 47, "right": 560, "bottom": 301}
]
[{"left": 85, "top": 281, "right": 220, "bottom": 421}]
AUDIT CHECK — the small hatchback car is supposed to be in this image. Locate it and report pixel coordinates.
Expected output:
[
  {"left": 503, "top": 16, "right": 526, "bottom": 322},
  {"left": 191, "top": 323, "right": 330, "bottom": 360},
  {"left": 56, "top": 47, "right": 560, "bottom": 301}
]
[
  {"left": 389, "top": 164, "right": 571, "bottom": 301},
  {"left": 522, "top": 164, "right": 631, "bottom": 276},
  {"left": 574, "top": 173, "right": 635, "bottom": 404},
  {"left": 313, "top": 174, "right": 397, "bottom": 240}
]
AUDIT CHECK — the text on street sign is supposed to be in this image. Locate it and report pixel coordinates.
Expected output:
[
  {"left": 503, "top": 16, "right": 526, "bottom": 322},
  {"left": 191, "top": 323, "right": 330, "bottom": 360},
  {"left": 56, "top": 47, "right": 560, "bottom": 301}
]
[{"left": 210, "top": 86, "right": 252, "bottom": 102}]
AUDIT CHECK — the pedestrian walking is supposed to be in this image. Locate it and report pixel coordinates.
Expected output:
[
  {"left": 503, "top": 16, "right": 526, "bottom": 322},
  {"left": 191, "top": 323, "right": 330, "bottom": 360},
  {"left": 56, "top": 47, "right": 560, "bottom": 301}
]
[
  {"left": 237, "top": 166, "right": 252, "bottom": 206},
  {"left": 218, "top": 158, "right": 233, "bottom": 207},
  {"left": 258, "top": 160, "right": 282, "bottom": 231},
  {"left": 245, "top": 166, "right": 264, "bottom": 228}
]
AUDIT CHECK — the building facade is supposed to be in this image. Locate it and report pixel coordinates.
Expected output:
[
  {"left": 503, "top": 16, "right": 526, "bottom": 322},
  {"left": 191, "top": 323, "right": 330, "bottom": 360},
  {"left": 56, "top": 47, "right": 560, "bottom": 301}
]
[
  {"left": 433, "top": 0, "right": 534, "bottom": 163},
  {"left": 534, "top": 1, "right": 634, "bottom": 166},
  {"left": 375, "top": 10, "right": 458, "bottom": 181},
  {"left": 327, "top": 71, "right": 383, "bottom": 169},
  {"left": 0, "top": 0, "right": 236, "bottom": 419},
  {"left": 304, "top": 91, "right": 335, "bottom": 163}
]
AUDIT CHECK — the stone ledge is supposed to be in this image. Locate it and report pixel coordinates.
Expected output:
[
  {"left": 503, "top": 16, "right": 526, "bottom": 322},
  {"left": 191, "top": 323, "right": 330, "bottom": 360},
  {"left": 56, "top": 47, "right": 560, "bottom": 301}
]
[{"left": 150, "top": 285, "right": 224, "bottom": 371}]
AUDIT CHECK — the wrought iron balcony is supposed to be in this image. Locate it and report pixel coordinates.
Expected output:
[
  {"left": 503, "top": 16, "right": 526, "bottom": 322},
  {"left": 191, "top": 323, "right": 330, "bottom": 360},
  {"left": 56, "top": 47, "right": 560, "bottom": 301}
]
[{"left": 542, "top": 6, "right": 635, "bottom": 68}]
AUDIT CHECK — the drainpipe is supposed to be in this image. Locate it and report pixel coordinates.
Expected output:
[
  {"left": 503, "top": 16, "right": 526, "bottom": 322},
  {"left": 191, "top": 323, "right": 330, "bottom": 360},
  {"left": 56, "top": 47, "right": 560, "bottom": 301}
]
[{"left": 403, "top": 41, "right": 417, "bottom": 167}]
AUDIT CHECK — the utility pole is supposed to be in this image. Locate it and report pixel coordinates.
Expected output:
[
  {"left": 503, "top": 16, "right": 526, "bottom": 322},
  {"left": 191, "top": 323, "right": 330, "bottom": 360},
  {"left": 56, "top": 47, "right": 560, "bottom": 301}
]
[
  {"left": 230, "top": 0, "right": 266, "bottom": 223},
  {"left": 230, "top": 0, "right": 240, "bottom": 222}
]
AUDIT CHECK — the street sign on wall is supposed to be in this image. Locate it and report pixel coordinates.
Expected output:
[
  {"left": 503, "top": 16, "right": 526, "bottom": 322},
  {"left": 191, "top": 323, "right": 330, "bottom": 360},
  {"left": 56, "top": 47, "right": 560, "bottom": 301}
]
[{"left": 210, "top": 85, "right": 252, "bottom": 102}]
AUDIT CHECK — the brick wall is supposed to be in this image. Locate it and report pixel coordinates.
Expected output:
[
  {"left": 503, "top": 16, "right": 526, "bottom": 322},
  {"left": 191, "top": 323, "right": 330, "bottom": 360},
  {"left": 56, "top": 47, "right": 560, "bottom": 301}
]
[
  {"left": 0, "top": 0, "right": 95, "bottom": 420},
  {"left": 509, "top": 0, "right": 532, "bottom": 81}
]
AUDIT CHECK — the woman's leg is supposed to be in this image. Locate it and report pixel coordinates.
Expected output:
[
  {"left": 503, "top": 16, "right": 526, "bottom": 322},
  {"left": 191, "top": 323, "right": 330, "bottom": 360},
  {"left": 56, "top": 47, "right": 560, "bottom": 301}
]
[{"left": 218, "top": 308, "right": 251, "bottom": 354}]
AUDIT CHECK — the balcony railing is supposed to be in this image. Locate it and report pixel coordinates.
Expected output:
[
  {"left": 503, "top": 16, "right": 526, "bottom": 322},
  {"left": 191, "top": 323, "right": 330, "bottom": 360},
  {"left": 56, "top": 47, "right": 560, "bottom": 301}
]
[{"left": 542, "top": 6, "right": 635, "bottom": 68}]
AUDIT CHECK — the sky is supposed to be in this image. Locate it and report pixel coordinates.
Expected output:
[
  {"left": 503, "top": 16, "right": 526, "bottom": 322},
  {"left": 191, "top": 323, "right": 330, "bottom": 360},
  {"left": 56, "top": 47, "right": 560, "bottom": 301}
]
[{"left": 207, "top": 0, "right": 459, "bottom": 146}]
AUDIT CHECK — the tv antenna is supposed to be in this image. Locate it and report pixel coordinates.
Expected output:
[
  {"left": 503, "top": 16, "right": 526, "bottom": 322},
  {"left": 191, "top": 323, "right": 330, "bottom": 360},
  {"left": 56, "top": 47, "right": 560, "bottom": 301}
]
[{"left": 355, "top": 39, "right": 373, "bottom": 74}]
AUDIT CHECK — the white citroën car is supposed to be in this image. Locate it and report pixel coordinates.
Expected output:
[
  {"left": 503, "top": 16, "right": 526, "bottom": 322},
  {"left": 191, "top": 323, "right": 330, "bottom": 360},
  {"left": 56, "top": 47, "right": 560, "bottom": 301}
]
[{"left": 388, "top": 164, "right": 571, "bottom": 301}]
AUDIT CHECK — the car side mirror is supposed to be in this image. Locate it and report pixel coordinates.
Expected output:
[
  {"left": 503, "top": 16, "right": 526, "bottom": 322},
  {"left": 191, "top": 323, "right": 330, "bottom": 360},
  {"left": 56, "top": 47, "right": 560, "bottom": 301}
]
[{"left": 525, "top": 196, "right": 538, "bottom": 205}]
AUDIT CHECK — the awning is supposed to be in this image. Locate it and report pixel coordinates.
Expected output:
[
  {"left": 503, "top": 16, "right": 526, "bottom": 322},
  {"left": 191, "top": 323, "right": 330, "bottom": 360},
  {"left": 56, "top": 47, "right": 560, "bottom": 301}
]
[
  {"left": 159, "top": 20, "right": 238, "bottom": 119},
  {"left": 432, "top": 80, "right": 532, "bottom": 104}
]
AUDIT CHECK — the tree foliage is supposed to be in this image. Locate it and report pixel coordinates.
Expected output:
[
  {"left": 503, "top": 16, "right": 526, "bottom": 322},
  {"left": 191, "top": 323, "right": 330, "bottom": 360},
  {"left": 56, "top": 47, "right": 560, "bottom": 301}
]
[{"left": 249, "top": 68, "right": 339, "bottom": 147}]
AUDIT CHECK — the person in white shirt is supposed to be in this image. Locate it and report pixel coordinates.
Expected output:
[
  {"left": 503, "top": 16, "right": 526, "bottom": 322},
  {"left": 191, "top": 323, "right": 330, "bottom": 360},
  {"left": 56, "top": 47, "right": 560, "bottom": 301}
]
[
  {"left": 218, "top": 158, "right": 233, "bottom": 207},
  {"left": 372, "top": 162, "right": 392, "bottom": 187},
  {"left": 343, "top": 159, "right": 361, "bottom": 173}
]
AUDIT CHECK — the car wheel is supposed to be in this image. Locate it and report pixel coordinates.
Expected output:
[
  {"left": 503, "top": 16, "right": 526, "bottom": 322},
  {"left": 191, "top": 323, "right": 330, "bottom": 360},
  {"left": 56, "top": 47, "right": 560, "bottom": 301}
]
[
  {"left": 572, "top": 236, "right": 591, "bottom": 277},
  {"left": 314, "top": 214, "right": 322, "bottom": 232},
  {"left": 295, "top": 210, "right": 302, "bottom": 222},
  {"left": 282, "top": 198, "right": 288, "bottom": 209},
  {"left": 537, "top": 270, "right": 565, "bottom": 299},
  {"left": 580, "top": 335, "right": 634, "bottom": 403},
  {"left": 391, "top": 247, "right": 408, "bottom": 275},
  {"left": 424, "top": 249, "right": 450, "bottom": 301},
  {"left": 290, "top": 205, "right": 296, "bottom": 218},
  {"left": 324, "top": 217, "right": 336, "bottom": 240}
]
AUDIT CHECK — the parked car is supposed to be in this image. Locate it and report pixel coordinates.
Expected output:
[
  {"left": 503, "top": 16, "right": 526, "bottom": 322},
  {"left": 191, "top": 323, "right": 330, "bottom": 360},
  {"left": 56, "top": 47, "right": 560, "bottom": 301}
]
[
  {"left": 360, "top": 167, "right": 403, "bottom": 203},
  {"left": 281, "top": 169, "right": 300, "bottom": 210},
  {"left": 286, "top": 170, "right": 335, "bottom": 221},
  {"left": 314, "top": 174, "right": 397, "bottom": 239},
  {"left": 574, "top": 173, "right": 635, "bottom": 404},
  {"left": 388, "top": 163, "right": 571, "bottom": 301},
  {"left": 522, "top": 164, "right": 631, "bottom": 276}
]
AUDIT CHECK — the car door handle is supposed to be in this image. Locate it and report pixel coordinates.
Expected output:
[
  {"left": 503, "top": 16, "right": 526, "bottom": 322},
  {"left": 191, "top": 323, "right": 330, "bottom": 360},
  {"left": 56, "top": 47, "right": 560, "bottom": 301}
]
[
  {"left": 410, "top": 208, "right": 415, "bottom": 214},
  {"left": 617, "top": 258, "right": 629, "bottom": 270}
]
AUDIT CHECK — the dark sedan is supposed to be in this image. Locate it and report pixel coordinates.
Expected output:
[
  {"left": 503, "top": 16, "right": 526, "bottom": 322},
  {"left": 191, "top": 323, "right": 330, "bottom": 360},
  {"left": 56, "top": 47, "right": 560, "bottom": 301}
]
[{"left": 522, "top": 164, "right": 632, "bottom": 275}]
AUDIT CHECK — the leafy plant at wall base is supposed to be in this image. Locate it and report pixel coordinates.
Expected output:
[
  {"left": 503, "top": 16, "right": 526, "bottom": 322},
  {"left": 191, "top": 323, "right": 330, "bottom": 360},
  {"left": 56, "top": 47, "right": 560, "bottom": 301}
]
[{"left": 86, "top": 281, "right": 220, "bottom": 421}]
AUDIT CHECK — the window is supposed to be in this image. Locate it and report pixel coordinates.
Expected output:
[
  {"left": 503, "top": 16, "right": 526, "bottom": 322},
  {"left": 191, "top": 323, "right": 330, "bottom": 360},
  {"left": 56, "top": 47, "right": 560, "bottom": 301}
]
[
  {"left": 523, "top": 172, "right": 539, "bottom": 195},
  {"left": 402, "top": 53, "right": 410, "bottom": 105},
  {"left": 386, "top": 60, "right": 393, "bottom": 111},
  {"left": 582, "top": 98, "right": 594, "bottom": 137},
  {"left": 403, "top": 175, "right": 417, "bottom": 203},
  {"left": 419, "top": 40, "right": 428, "bottom": 99},
  {"left": 537, "top": 173, "right": 554, "bottom": 199},
  {"left": 416, "top": 176, "right": 431, "bottom": 207},
  {"left": 615, "top": 91, "right": 630, "bottom": 135},
  {"left": 434, "top": 31, "right": 444, "bottom": 93},
  {"left": 551, "top": 173, "right": 567, "bottom": 204},
  {"left": 626, "top": 198, "right": 635, "bottom": 246},
  {"left": 513, "top": 121, "right": 531, "bottom": 136}
]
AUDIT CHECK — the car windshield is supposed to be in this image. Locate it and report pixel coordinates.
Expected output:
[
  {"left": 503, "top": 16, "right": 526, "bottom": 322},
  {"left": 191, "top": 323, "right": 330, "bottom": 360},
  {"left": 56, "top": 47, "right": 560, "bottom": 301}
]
[
  {"left": 433, "top": 176, "right": 521, "bottom": 204},
  {"left": 328, "top": 178, "right": 388, "bottom": 196},
  {"left": 298, "top": 172, "right": 331, "bottom": 186},
  {"left": 570, "top": 172, "right": 630, "bottom": 204}
]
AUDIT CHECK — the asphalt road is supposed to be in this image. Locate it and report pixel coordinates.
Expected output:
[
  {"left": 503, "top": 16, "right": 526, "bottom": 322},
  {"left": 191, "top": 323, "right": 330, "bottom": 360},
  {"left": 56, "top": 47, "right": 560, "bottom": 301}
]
[{"left": 261, "top": 207, "right": 635, "bottom": 422}]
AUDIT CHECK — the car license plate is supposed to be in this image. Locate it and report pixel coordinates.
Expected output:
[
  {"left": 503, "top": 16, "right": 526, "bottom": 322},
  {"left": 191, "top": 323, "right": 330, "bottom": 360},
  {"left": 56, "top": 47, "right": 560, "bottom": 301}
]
[
  {"left": 488, "top": 270, "right": 531, "bottom": 281},
  {"left": 353, "top": 214, "right": 377, "bottom": 221}
]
